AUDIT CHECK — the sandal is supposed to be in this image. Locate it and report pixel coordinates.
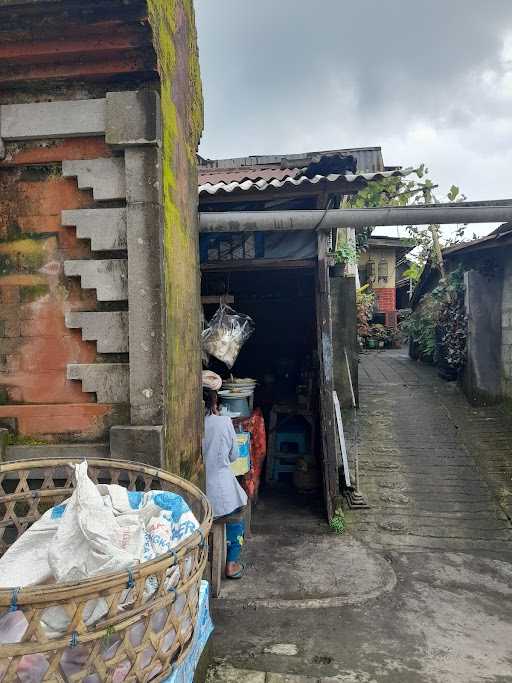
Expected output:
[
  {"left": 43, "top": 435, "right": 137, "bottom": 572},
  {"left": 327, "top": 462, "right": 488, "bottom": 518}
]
[{"left": 225, "top": 564, "right": 244, "bottom": 580}]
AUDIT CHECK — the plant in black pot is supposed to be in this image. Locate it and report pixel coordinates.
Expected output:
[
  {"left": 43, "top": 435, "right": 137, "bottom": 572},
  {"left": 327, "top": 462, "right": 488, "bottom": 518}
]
[{"left": 329, "top": 240, "right": 357, "bottom": 277}]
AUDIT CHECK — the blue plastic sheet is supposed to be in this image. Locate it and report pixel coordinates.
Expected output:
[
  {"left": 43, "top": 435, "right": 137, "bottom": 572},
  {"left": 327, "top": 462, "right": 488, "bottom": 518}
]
[{"left": 163, "top": 581, "right": 214, "bottom": 683}]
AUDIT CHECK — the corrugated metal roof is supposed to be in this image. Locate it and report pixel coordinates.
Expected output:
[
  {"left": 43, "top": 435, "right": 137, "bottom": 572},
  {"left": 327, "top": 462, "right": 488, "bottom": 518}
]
[
  {"left": 198, "top": 166, "right": 303, "bottom": 186},
  {"left": 197, "top": 146, "right": 400, "bottom": 196},
  {"left": 443, "top": 222, "right": 512, "bottom": 256},
  {"left": 198, "top": 146, "right": 384, "bottom": 173},
  {"left": 199, "top": 169, "right": 409, "bottom": 196}
]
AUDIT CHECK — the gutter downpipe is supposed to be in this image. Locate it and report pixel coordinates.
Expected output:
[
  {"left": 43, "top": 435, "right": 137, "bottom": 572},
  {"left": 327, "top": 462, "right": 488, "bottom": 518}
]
[{"left": 199, "top": 201, "right": 512, "bottom": 233}]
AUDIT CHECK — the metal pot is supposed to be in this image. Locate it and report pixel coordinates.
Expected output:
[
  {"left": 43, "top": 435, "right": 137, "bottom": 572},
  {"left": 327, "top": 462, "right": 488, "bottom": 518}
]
[{"left": 219, "top": 396, "right": 251, "bottom": 417}]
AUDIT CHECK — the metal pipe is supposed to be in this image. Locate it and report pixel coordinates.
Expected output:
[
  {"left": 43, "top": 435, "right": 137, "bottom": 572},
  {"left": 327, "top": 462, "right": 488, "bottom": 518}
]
[{"left": 199, "top": 200, "right": 512, "bottom": 233}]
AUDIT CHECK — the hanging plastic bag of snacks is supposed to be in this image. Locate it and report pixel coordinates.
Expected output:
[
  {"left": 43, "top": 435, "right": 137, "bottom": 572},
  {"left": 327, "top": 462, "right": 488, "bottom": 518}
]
[{"left": 202, "top": 304, "right": 255, "bottom": 369}]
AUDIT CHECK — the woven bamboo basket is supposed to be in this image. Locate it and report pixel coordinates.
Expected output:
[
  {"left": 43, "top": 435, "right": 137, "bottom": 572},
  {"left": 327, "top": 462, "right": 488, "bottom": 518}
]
[{"left": 0, "top": 458, "right": 212, "bottom": 683}]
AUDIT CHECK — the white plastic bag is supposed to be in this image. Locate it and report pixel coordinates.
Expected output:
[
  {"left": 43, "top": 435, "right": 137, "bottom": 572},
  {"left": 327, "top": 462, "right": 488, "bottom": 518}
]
[{"left": 202, "top": 304, "right": 255, "bottom": 369}]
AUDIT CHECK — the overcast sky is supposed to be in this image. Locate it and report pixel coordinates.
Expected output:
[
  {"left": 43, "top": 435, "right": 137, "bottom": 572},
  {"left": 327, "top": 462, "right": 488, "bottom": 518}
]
[{"left": 194, "top": 1, "right": 512, "bottom": 237}]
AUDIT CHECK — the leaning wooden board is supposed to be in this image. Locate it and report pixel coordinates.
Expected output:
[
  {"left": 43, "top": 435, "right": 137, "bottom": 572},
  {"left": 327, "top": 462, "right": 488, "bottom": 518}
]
[{"left": 334, "top": 390, "right": 351, "bottom": 487}]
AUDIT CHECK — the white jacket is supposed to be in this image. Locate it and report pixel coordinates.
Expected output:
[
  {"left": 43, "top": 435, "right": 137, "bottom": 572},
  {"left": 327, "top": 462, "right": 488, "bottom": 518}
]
[{"left": 202, "top": 414, "right": 248, "bottom": 518}]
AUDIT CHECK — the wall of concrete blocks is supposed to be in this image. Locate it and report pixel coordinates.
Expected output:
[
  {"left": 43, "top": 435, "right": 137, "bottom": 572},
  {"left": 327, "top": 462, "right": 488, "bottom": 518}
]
[
  {"left": 501, "top": 260, "right": 512, "bottom": 399},
  {"left": 463, "top": 269, "right": 503, "bottom": 405}
]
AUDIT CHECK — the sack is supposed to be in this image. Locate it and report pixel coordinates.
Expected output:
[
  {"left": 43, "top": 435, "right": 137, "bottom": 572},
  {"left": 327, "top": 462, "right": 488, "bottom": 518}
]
[
  {"left": 0, "top": 462, "right": 199, "bottom": 589},
  {"left": 202, "top": 304, "right": 255, "bottom": 369}
]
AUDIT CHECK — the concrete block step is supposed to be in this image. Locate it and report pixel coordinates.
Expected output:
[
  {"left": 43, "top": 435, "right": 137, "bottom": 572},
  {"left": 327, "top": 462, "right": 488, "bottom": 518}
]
[
  {"left": 62, "top": 208, "right": 127, "bottom": 251},
  {"left": 63, "top": 157, "right": 125, "bottom": 201}
]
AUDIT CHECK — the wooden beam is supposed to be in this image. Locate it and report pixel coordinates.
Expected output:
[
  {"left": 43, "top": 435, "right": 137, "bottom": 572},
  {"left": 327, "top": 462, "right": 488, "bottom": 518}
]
[
  {"left": 316, "top": 232, "right": 339, "bottom": 522},
  {"left": 200, "top": 258, "right": 316, "bottom": 272}
]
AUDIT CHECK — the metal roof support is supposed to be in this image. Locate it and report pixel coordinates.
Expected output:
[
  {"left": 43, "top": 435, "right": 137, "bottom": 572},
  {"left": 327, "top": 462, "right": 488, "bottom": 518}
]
[{"left": 199, "top": 200, "right": 512, "bottom": 233}]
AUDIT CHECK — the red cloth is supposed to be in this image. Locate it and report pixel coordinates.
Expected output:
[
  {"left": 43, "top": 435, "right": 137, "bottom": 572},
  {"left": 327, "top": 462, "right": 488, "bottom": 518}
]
[{"left": 239, "top": 408, "right": 266, "bottom": 500}]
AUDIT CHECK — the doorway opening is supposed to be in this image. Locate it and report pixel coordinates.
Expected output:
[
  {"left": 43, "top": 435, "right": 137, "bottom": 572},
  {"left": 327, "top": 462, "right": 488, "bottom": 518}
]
[{"left": 201, "top": 263, "right": 326, "bottom": 519}]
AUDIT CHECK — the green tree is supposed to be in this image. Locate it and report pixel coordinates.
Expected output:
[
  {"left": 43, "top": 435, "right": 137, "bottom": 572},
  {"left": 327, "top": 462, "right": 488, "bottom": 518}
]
[{"left": 345, "top": 165, "right": 466, "bottom": 272}]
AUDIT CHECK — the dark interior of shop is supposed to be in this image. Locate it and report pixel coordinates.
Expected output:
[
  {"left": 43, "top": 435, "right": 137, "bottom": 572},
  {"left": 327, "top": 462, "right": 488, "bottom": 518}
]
[{"left": 201, "top": 266, "right": 323, "bottom": 499}]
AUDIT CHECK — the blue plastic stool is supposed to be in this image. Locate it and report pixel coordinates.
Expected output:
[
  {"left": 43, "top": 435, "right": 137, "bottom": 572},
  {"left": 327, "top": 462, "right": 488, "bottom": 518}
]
[
  {"left": 275, "top": 430, "right": 307, "bottom": 455},
  {"left": 272, "top": 455, "right": 299, "bottom": 482}
]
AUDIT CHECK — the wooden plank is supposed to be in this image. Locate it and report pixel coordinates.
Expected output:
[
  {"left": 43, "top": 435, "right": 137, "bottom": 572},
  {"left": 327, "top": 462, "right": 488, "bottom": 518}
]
[
  {"left": 209, "top": 521, "right": 226, "bottom": 599},
  {"left": 344, "top": 348, "right": 357, "bottom": 408},
  {"left": 315, "top": 231, "right": 339, "bottom": 522},
  {"left": 333, "top": 391, "right": 351, "bottom": 487},
  {"left": 201, "top": 258, "right": 315, "bottom": 272}
]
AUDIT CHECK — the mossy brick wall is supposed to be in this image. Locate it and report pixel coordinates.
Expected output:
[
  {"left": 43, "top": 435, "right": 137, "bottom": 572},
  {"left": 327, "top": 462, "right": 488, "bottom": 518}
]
[
  {"left": 146, "top": 0, "right": 204, "bottom": 486},
  {"left": 0, "top": 139, "right": 127, "bottom": 440}
]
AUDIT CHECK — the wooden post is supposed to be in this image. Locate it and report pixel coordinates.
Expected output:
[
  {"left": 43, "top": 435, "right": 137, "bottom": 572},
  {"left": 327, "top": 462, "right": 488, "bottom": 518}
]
[{"left": 316, "top": 231, "right": 340, "bottom": 521}]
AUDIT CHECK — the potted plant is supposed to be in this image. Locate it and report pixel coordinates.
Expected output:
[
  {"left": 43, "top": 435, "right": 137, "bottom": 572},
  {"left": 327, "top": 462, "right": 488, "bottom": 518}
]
[
  {"left": 367, "top": 324, "right": 388, "bottom": 348},
  {"left": 329, "top": 240, "right": 357, "bottom": 277},
  {"left": 390, "top": 328, "right": 403, "bottom": 349}
]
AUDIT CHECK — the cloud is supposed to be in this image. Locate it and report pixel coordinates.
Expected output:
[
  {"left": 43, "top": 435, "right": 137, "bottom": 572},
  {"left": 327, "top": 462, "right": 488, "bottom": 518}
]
[{"left": 194, "top": 1, "right": 512, "bottom": 234}]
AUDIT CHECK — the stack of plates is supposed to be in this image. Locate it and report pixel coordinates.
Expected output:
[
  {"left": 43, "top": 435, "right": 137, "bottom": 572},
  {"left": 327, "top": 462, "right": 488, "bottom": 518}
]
[{"left": 221, "top": 378, "right": 257, "bottom": 397}]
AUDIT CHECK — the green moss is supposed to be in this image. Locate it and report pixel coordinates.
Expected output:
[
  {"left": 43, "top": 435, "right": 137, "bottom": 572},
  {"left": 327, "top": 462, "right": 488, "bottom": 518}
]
[
  {"left": 145, "top": 0, "right": 204, "bottom": 487},
  {"left": 20, "top": 284, "right": 49, "bottom": 302},
  {"left": 7, "top": 434, "right": 48, "bottom": 446},
  {"left": 0, "top": 253, "right": 45, "bottom": 275}
]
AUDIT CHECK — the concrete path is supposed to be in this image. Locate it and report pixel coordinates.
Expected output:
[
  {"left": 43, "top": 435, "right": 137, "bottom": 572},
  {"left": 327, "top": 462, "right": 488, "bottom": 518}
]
[
  {"left": 352, "top": 349, "right": 512, "bottom": 552},
  {"left": 217, "top": 492, "right": 396, "bottom": 609},
  {"left": 209, "top": 351, "right": 512, "bottom": 682}
]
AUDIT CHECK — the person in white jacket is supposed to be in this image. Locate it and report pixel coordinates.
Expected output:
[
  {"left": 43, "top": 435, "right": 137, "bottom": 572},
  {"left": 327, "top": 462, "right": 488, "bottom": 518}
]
[{"left": 202, "top": 374, "right": 247, "bottom": 579}]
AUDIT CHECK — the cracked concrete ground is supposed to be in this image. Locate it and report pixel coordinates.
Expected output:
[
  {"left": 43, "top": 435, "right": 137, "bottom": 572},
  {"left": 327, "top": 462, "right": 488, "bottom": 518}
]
[{"left": 208, "top": 350, "right": 512, "bottom": 683}]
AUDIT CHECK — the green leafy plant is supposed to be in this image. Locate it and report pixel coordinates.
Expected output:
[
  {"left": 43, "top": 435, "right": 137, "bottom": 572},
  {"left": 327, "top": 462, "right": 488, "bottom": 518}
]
[
  {"left": 356, "top": 285, "right": 375, "bottom": 338},
  {"left": 331, "top": 240, "right": 357, "bottom": 265},
  {"left": 367, "top": 324, "right": 391, "bottom": 343},
  {"left": 401, "top": 300, "right": 438, "bottom": 361},
  {"left": 402, "top": 261, "right": 423, "bottom": 283},
  {"left": 329, "top": 508, "right": 346, "bottom": 535},
  {"left": 435, "top": 267, "right": 467, "bottom": 369},
  {"left": 345, "top": 165, "right": 467, "bottom": 265},
  {"left": 401, "top": 266, "right": 467, "bottom": 368}
]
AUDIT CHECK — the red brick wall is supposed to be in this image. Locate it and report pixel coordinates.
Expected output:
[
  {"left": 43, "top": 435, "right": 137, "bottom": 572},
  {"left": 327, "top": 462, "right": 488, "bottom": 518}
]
[
  {"left": 0, "top": 138, "right": 124, "bottom": 441},
  {"left": 374, "top": 287, "right": 396, "bottom": 313}
]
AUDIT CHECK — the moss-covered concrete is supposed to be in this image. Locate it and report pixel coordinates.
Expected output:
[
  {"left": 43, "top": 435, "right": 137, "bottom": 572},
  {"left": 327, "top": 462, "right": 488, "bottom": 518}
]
[{"left": 146, "top": 0, "right": 204, "bottom": 487}]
